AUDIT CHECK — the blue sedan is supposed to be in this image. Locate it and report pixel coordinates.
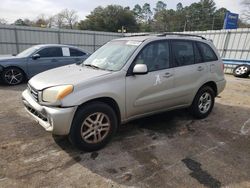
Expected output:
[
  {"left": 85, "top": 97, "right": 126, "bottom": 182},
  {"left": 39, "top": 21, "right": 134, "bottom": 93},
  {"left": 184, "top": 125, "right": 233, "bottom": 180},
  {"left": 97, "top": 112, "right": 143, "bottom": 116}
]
[{"left": 0, "top": 44, "right": 90, "bottom": 85}]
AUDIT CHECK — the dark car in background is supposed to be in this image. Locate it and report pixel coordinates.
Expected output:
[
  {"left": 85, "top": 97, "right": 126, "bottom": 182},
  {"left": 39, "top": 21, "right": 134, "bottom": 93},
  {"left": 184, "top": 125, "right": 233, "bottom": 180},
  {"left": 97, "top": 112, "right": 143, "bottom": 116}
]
[{"left": 0, "top": 44, "right": 90, "bottom": 85}]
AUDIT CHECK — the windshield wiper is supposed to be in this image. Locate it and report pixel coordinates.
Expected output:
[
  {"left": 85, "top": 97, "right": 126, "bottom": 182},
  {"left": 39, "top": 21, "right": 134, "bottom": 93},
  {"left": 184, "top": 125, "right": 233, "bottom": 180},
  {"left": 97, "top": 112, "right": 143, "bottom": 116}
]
[{"left": 84, "top": 64, "right": 101, "bottom": 70}]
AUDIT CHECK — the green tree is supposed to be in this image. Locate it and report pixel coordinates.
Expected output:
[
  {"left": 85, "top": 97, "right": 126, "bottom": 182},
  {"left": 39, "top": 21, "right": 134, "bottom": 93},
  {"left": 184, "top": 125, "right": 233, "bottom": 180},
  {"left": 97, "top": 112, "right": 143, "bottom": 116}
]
[
  {"left": 182, "top": 0, "right": 216, "bottom": 31},
  {"left": 200, "top": 0, "right": 216, "bottom": 30},
  {"left": 153, "top": 1, "right": 168, "bottom": 32},
  {"left": 154, "top": 1, "right": 167, "bottom": 13},
  {"left": 212, "top": 8, "right": 227, "bottom": 30},
  {"left": 78, "top": 5, "right": 138, "bottom": 32},
  {"left": 14, "top": 19, "right": 27, "bottom": 26},
  {"left": 142, "top": 3, "right": 153, "bottom": 23},
  {"left": 133, "top": 4, "right": 143, "bottom": 23},
  {"left": 176, "top": 2, "right": 183, "bottom": 11}
]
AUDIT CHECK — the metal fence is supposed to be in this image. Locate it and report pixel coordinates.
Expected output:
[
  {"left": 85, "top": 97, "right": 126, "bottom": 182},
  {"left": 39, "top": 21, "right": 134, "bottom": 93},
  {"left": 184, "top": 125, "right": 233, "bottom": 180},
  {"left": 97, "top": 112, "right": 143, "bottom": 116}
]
[
  {"left": 127, "top": 28, "right": 250, "bottom": 60},
  {"left": 1, "top": 24, "right": 250, "bottom": 61},
  {"left": 0, "top": 24, "right": 123, "bottom": 55},
  {"left": 182, "top": 28, "right": 250, "bottom": 60}
]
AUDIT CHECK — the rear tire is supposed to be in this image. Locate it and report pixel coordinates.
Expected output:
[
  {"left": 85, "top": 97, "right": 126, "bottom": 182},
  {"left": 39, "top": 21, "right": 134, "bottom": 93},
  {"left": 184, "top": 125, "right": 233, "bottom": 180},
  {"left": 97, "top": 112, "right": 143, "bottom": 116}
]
[
  {"left": 233, "top": 64, "right": 250, "bottom": 78},
  {"left": 190, "top": 86, "right": 215, "bottom": 119},
  {"left": 1, "top": 67, "right": 25, "bottom": 85},
  {"left": 69, "top": 102, "right": 118, "bottom": 151}
]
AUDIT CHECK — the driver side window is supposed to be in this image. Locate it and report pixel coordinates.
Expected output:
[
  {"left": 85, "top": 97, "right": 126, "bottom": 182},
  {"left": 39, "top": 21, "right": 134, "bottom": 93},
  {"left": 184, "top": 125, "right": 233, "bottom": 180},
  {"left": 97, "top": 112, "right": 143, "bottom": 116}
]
[
  {"left": 37, "top": 47, "right": 63, "bottom": 58},
  {"left": 134, "top": 41, "right": 170, "bottom": 72}
]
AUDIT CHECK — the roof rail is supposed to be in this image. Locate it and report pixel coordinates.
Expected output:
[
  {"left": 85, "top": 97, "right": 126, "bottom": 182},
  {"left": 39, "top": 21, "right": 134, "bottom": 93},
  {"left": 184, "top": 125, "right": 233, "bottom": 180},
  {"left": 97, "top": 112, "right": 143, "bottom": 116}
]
[
  {"left": 124, "top": 33, "right": 150, "bottom": 37},
  {"left": 157, "top": 32, "right": 207, "bottom": 40}
]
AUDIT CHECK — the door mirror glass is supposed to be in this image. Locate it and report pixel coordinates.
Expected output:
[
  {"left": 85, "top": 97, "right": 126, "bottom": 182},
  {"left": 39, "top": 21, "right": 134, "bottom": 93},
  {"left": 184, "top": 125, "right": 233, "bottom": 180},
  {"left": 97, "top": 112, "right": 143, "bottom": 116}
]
[
  {"left": 133, "top": 64, "right": 148, "bottom": 75},
  {"left": 32, "top": 54, "right": 40, "bottom": 60}
]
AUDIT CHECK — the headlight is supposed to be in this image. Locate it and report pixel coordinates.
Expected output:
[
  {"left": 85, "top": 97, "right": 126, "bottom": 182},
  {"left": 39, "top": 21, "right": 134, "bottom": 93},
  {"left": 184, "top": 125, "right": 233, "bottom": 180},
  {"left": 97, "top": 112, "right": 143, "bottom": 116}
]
[{"left": 42, "top": 85, "right": 73, "bottom": 103}]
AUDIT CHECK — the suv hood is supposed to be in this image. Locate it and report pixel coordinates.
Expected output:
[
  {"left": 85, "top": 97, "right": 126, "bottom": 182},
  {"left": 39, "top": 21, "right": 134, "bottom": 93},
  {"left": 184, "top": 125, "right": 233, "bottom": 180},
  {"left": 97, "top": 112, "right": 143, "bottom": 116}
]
[{"left": 29, "top": 64, "right": 112, "bottom": 90}]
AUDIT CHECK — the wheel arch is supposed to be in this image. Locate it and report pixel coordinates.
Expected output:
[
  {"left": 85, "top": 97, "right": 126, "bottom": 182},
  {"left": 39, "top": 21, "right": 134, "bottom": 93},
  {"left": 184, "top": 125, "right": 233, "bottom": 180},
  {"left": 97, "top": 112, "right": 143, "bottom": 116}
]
[
  {"left": 191, "top": 81, "right": 218, "bottom": 104},
  {"left": 201, "top": 81, "right": 218, "bottom": 96},
  {"left": 77, "top": 97, "right": 121, "bottom": 125},
  {"left": 2, "top": 65, "right": 27, "bottom": 80}
]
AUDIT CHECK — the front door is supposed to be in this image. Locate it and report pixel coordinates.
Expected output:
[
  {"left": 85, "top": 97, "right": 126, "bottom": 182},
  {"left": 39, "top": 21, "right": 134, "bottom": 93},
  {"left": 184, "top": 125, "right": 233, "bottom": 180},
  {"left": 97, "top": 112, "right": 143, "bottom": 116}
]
[
  {"left": 125, "top": 40, "right": 175, "bottom": 118},
  {"left": 27, "top": 47, "right": 63, "bottom": 77}
]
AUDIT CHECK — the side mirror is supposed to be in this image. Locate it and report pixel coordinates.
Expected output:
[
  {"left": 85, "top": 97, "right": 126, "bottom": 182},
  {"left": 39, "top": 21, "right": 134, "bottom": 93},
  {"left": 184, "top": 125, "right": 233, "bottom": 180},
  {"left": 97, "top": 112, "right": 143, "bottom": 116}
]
[
  {"left": 133, "top": 64, "right": 148, "bottom": 75},
  {"left": 32, "top": 54, "right": 40, "bottom": 60}
]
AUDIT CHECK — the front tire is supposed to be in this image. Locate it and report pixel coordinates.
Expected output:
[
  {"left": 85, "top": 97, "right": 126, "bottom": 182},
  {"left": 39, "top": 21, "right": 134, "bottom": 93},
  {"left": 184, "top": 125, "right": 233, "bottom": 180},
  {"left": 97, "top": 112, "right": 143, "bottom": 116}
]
[
  {"left": 69, "top": 102, "right": 118, "bottom": 151},
  {"left": 190, "top": 86, "right": 215, "bottom": 119},
  {"left": 1, "top": 67, "right": 25, "bottom": 85}
]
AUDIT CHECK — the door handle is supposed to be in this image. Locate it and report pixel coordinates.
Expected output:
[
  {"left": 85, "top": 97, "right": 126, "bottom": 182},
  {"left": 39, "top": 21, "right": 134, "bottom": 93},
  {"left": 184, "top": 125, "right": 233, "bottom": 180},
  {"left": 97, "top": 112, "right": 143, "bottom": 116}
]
[
  {"left": 163, "top": 72, "right": 173, "bottom": 78},
  {"left": 197, "top": 66, "right": 204, "bottom": 71},
  {"left": 51, "top": 59, "right": 58, "bottom": 62}
]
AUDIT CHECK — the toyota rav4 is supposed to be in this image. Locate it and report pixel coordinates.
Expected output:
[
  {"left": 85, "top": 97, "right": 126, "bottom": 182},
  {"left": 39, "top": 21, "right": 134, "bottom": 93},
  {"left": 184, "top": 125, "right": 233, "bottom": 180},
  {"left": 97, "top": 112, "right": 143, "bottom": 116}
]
[{"left": 22, "top": 34, "right": 226, "bottom": 151}]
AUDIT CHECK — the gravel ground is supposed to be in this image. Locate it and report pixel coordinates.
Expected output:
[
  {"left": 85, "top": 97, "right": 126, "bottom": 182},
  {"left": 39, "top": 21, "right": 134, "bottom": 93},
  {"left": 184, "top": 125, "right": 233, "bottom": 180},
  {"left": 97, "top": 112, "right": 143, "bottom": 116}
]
[{"left": 0, "top": 75, "right": 250, "bottom": 188}]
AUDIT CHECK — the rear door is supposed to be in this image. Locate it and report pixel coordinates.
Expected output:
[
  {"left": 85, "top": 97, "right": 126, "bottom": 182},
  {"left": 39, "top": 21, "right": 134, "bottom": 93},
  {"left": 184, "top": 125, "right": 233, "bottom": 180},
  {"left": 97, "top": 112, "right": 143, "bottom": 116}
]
[
  {"left": 57, "top": 47, "right": 89, "bottom": 66},
  {"left": 125, "top": 40, "right": 175, "bottom": 118},
  {"left": 27, "top": 47, "right": 63, "bottom": 77},
  {"left": 171, "top": 40, "right": 208, "bottom": 105},
  {"left": 69, "top": 48, "right": 89, "bottom": 64}
]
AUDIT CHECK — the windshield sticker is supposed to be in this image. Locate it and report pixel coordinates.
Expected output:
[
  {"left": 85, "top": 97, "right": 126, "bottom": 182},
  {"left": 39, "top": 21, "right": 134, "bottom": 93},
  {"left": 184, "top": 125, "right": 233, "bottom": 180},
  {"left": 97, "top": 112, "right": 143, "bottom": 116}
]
[
  {"left": 126, "top": 41, "right": 142, "bottom": 46},
  {"left": 92, "top": 58, "right": 107, "bottom": 65},
  {"left": 154, "top": 75, "right": 162, "bottom": 86}
]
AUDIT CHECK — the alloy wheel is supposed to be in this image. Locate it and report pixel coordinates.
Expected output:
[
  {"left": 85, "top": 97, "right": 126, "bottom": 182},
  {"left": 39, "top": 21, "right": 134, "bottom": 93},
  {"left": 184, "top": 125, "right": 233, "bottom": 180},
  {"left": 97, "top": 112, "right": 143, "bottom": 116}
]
[
  {"left": 198, "top": 92, "right": 212, "bottom": 114},
  {"left": 4, "top": 68, "right": 23, "bottom": 85},
  {"left": 81, "top": 112, "right": 111, "bottom": 144}
]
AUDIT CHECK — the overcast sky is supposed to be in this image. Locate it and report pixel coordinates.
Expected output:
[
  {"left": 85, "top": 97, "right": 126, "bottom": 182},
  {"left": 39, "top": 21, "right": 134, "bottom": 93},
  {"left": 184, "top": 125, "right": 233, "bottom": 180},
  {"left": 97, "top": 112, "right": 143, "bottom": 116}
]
[{"left": 0, "top": 0, "right": 243, "bottom": 23}]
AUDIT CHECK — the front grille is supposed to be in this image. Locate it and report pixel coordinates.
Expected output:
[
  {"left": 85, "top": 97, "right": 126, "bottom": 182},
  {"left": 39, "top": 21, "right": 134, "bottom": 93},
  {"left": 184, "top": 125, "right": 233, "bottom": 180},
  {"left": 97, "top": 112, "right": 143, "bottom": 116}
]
[
  {"left": 25, "top": 104, "right": 48, "bottom": 122},
  {"left": 28, "top": 84, "right": 39, "bottom": 102}
]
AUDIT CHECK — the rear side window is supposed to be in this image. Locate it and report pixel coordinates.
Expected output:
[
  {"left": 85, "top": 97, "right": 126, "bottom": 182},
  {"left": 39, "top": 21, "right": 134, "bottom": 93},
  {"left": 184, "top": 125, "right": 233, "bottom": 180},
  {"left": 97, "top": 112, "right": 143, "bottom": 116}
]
[
  {"left": 37, "top": 47, "right": 63, "bottom": 58},
  {"left": 70, "top": 48, "right": 86, "bottom": 57},
  {"left": 197, "top": 42, "right": 218, "bottom": 62},
  {"left": 172, "top": 40, "right": 194, "bottom": 67}
]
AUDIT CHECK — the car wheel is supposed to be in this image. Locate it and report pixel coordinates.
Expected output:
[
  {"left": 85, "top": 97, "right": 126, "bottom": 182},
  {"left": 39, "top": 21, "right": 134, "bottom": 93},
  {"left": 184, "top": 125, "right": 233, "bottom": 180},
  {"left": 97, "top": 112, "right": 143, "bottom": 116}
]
[
  {"left": 69, "top": 102, "right": 118, "bottom": 151},
  {"left": 1, "top": 67, "right": 25, "bottom": 85},
  {"left": 190, "top": 86, "right": 215, "bottom": 119},
  {"left": 233, "top": 64, "right": 250, "bottom": 78}
]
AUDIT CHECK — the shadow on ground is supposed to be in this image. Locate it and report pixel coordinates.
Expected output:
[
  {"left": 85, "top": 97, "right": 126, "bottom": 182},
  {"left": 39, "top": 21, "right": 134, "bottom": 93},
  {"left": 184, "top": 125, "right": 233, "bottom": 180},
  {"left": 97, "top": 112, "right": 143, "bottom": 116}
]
[
  {"left": 0, "top": 83, "right": 26, "bottom": 91},
  {"left": 53, "top": 103, "right": 250, "bottom": 187}
]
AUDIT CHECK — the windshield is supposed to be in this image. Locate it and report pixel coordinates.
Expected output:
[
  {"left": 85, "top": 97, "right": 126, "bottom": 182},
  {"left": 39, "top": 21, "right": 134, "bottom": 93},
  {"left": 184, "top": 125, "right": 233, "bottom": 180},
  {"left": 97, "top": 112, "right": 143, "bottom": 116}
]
[
  {"left": 82, "top": 40, "right": 141, "bottom": 71},
  {"left": 16, "top": 46, "right": 40, "bottom": 57}
]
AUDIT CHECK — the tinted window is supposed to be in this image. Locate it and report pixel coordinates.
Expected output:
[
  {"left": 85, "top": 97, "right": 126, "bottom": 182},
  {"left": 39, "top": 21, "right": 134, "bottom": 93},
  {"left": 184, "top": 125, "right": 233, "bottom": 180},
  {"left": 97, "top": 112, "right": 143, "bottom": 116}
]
[
  {"left": 38, "top": 47, "right": 63, "bottom": 58},
  {"left": 197, "top": 42, "right": 218, "bottom": 62},
  {"left": 135, "top": 41, "right": 170, "bottom": 72},
  {"left": 194, "top": 43, "right": 203, "bottom": 64},
  {"left": 70, "top": 48, "right": 86, "bottom": 57},
  {"left": 172, "top": 40, "right": 194, "bottom": 67}
]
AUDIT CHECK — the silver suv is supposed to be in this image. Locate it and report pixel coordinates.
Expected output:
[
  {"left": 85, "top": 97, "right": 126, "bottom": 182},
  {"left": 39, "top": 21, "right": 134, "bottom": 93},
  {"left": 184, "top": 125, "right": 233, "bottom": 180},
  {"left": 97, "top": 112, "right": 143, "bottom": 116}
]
[{"left": 22, "top": 34, "right": 226, "bottom": 151}]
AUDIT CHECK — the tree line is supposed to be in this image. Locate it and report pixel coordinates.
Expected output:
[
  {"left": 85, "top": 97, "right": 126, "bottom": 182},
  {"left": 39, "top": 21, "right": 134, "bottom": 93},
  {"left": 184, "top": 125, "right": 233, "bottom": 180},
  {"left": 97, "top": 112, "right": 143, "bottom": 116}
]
[{"left": 0, "top": 0, "right": 249, "bottom": 32}]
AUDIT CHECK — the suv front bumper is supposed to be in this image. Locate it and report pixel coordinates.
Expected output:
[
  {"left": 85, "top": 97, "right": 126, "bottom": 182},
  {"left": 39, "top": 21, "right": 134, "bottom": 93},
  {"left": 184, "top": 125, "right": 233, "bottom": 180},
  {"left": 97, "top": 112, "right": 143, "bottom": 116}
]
[{"left": 22, "top": 89, "right": 77, "bottom": 135}]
